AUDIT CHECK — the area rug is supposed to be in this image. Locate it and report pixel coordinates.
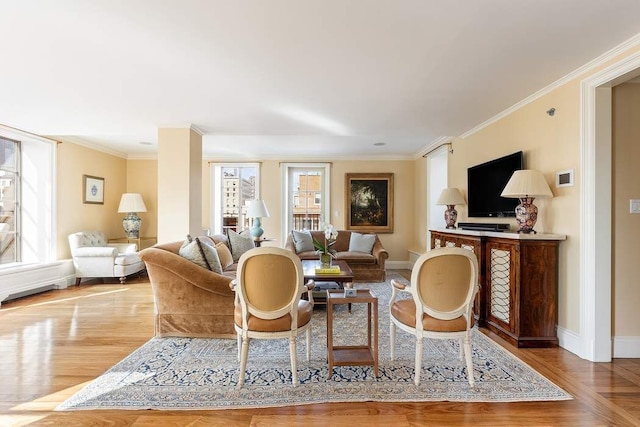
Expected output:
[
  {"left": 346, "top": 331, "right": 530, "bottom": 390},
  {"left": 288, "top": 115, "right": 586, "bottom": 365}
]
[{"left": 57, "top": 272, "right": 571, "bottom": 410}]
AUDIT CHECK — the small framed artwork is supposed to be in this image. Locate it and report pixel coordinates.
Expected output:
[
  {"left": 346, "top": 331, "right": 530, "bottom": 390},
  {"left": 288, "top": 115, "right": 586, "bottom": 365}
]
[
  {"left": 83, "top": 175, "right": 105, "bottom": 204},
  {"left": 345, "top": 172, "right": 394, "bottom": 233}
]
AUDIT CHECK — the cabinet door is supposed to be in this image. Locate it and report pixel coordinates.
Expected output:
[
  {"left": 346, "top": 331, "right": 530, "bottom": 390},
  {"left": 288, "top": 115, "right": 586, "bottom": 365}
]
[
  {"left": 430, "top": 232, "right": 484, "bottom": 323},
  {"left": 485, "top": 240, "right": 518, "bottom": 334}
]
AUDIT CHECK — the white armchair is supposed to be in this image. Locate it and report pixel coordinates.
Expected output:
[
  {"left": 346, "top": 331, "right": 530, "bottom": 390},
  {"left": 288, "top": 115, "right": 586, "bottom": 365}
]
[{"left": 68, "top": 231, "right": 145, "bottom": 285}]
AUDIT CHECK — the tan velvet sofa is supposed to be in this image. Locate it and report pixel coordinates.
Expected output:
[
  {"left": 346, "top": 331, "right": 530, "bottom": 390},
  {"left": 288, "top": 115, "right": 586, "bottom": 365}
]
[
  {"left": 139, "top": 235, "right": 237, "bottom": 338},
  {"left": 284, "top": 230, "right": 388, "bottom": 282}
]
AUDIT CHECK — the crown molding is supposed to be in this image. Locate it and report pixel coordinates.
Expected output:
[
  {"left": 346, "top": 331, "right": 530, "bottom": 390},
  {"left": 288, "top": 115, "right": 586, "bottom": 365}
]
[
  {"left": 0, "top": 124, "right": 58, "bottom": 145},
  {"left": 460, "top": 32, "right": 640, "bottom": 140},
  {"left": 57, "top": 136, "right": 128, "bottom": 159}
]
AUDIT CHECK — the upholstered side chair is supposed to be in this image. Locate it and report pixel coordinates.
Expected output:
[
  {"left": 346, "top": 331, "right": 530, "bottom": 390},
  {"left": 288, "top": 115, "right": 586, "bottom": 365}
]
[
  {"left": 232, "top": 247, "right": 315, "bottom": 387},
  {"left": 68, "top": 231, "right": 145, "bottom": 285},
  {"left": 389, "top": 247, "right": 479, "bottom": 386}
]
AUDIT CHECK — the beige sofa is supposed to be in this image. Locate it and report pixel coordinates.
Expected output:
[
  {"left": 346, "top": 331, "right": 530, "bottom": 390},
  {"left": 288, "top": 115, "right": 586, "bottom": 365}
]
[
  {"left": 139, "top": 235, "right": 237, "bottom": 338},
  {"left": 284, "top": 230, "right": 388, "bottom": 282}
]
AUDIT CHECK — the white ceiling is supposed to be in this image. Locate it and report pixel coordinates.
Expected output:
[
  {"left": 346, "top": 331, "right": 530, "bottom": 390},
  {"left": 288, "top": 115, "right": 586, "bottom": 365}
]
[{"left": 1, "top": 1, "right": 639, "bottom": 159}]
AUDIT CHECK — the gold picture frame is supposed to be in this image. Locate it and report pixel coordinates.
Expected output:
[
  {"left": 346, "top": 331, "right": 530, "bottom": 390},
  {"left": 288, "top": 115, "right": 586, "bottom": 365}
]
[
  {"left": 345, "top": 173, "right": 394, "bottom": 233},
  {"left": 83, "top": 175, "right": 105, "bottom": 204}
]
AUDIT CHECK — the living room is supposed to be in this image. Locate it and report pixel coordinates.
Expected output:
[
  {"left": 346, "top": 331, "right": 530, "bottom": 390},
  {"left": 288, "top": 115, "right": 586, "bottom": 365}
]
[{"left": 2, "top": 2, "right": 640, "bottom": 424}]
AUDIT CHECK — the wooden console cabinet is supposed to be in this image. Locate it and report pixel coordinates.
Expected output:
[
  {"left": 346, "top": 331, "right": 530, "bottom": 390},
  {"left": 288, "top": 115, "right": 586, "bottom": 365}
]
[{"left": 430, "top": 229, "right": 565, "bottom": 348}]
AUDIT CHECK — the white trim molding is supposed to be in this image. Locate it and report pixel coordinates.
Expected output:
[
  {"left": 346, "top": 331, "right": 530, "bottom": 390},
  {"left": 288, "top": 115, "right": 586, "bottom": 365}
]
[
  {"left": 461, "top": 33, "right": 640, "bottom": 141},
  {"left": 580, "top": 49, "right": 640, "bottom": 362},
  {"left": 613, "top": 336, "right": 640, "bottom": 358}
]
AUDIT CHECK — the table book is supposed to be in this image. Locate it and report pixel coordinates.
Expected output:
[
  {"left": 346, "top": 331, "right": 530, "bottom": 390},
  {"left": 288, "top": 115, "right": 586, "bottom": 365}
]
[{"left": 315, "top": 266, "right": 341, "bottom": 274}]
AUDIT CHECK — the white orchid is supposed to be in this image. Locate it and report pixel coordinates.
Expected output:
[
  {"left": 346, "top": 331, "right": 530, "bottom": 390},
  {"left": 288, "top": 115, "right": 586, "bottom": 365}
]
[{"left": 313, "top": 223, "right": 338, "bottom": 256}]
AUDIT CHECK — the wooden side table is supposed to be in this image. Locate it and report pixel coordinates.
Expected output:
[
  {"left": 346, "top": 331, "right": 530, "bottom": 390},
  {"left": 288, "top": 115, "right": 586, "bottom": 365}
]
[{"left": 326, "top": 289, "right": 378, "bottom": 378}]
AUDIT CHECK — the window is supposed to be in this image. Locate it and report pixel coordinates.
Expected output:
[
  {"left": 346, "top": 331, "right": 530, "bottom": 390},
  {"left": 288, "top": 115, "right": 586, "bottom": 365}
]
[
  {"left": 210, "top": 163, "right": 260, "bottom": 235},
  {"left": 0, "top": 137, "right": 19, "bottom": 265},
  {"left": 281, "top": 163, "right": 331, "bottom": 239},
  {"left": 0, "top": 125, "right": 55, "bottom": 268}
]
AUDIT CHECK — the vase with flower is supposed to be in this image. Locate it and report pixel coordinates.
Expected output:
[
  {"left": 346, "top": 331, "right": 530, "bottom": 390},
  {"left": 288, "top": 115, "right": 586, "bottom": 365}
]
[{"left": 313, "top": 223, "right": 338, "bottom": 268}]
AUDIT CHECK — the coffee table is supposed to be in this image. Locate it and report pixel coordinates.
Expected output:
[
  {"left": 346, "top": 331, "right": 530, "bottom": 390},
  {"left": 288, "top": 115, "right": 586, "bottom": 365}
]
[
  {"left": 302, "top": 260, "right": 354, "bottom": 306},
  {"left": 326, "top": 289, "right": 379, "bottom": 378}
]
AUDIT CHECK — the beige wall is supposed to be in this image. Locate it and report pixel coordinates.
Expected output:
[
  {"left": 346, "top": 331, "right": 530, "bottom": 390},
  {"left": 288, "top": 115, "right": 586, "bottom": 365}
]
[
  {"left": 126, "top": 159, "right": 158, "bottom": 239},
  {"left": 415, "top": 44, "right": 640, "bottom": 336},
  {"left": 56, "top": 142, "right": 127, "bottom": 259},
  {"left": 442, "top": 84, "right": 581, "bottom": 332},
  {"left": 201, "top": 159, "right": 415, "bottom": 262},
  {"left": 612, "top": 82, "right": 640, "bottom": 336}
]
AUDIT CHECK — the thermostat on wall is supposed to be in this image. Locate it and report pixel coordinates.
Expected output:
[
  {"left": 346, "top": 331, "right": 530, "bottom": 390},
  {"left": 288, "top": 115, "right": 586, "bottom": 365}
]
[{"left": 556, "top": 169, "right": 574, "bottom": 188}]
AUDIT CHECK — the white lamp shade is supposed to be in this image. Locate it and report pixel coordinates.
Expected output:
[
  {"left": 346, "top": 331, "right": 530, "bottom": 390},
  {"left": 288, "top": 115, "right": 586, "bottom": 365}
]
[
  {"left": 247, "top": 199, "right": 270, "bottom": 218},
  {"left": 501, "top": 170, "right": 553, "bottom": 198},
  {"left": 436, "top": 188, "right": 466, "bottom": 206},
  {"left": 118, "top": 193, "right": 147, "bottom": 213}
]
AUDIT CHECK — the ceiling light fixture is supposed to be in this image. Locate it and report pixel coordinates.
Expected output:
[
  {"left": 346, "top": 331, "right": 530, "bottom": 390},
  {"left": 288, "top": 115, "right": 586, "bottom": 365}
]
[{"left": 374, "top": 142, "right": 385, "bottom": 146}]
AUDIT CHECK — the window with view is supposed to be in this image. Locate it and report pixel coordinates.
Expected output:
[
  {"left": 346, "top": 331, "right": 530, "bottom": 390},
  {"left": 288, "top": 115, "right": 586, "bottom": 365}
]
[
  {"left": 210, "top": 163, "right": 259, "bottom": 235},
  {"left": 0, "top": 137, "right": 19, "bottom": 265},
  {"left": 282, "top": 163, "right": 331, "bottom": 238}
]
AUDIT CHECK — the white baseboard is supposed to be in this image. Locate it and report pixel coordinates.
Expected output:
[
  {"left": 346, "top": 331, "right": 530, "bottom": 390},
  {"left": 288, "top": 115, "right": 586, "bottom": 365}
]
[
  {"left": 556, "top": 325, "right": 582, "bottom": 357},
  {"left": 613, "top": 336, "right": 640, "bottom": 358}
]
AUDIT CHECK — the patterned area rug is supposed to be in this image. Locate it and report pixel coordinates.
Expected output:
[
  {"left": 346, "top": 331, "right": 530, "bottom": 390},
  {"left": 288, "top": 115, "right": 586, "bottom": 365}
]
[{"left": 57, "top": 272, "right": 571, "bottom": 410}]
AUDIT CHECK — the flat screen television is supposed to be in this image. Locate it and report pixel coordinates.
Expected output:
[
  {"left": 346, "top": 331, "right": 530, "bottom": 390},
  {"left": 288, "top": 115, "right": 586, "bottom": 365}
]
[{"left": 467, "top": 151, "right": 523, "bottom": 218}]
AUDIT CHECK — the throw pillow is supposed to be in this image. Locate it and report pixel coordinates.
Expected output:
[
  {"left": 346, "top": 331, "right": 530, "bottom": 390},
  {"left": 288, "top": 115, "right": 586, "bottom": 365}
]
[
  {"left": 228, "top": 229, "right": 255, "bottom": 261},
  {"left": 348, "top": 232, "right": 376, "bottom": 254},
  {"left": 215, "top": 241, "right": 234, "bottom": 270},
  {"left": 291, "top": 230, "right": 314, "bottom": 253},
  {"left": 179, "top": 236, "right": 223, "bottom": 274}
]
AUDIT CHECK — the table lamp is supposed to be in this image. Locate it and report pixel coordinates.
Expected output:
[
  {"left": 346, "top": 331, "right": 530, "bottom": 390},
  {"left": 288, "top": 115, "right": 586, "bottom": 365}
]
[
  {"left": 118, "top": 193, "right": 147, "bottom": 238},
  {"left": 247, "top": 199, "right": 270, "bottom": 240},
  {"left": 436, "top": 188, "right": 466, "bottom": 229},
  {"left": 501, "top": 170, "right": 553, "bottom": 233}
]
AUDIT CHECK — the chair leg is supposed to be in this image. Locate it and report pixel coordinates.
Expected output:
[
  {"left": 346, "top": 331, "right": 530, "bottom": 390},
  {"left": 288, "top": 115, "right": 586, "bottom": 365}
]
[
  {"left": 390, "top": 321, "right": 396, "bottom": 359},
  {"left": 306, "top": 327, "right": 311, "bottom": 362},
  {"left": 237, "top": 333, "right": 241, "bottom": 362},
  {"left": 289, "top": 336, "right": 298, "bottom": 386},
  {"left": 119, "top": 276, "right": 126, "bottom": 284},
  {"left": 464, "top": 334, "right": 475, "bottom": 388},
  {"left": 238, "top": 336, "right": 250, "bottom": 388},
  {"left": 414, "top": 336, "right": 423, "bottom": 386},
  {"left": 75, "top": 277, "right": 81, "bottom": 286}
]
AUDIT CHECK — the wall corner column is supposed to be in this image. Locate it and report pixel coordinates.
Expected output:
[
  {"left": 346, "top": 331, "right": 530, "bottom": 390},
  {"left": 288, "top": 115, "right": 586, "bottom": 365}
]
[{"left": 157, "top": 127, "right": 202, "bottom": 243}]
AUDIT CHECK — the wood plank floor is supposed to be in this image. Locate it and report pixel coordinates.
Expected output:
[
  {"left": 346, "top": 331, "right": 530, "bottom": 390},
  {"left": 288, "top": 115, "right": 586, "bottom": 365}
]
[{"left": 1, "top": 272, "right": 640, "bottom": 426}]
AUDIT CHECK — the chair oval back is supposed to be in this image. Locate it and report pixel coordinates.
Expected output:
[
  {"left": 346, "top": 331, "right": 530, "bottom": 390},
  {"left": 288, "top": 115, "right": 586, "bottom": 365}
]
[
  {"left": 236, "top": 247, "right": 304, "bottom": 321},
  {"left": 411, "top": 247, "right": 478, "bottom": 321}
]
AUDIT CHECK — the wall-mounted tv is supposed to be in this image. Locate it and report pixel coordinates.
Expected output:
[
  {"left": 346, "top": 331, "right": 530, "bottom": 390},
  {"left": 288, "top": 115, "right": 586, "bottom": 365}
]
[{"left": 467, "top": 151, "right": 523, "bottom": 218}]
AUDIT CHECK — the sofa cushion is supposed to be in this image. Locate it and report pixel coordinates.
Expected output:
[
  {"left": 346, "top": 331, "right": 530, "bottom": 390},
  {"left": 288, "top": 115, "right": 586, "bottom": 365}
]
[
  {"left": 348, "top": 232, "right": 376, "bottom": 253},
  {"left": 215, "top": 242, "right": 234, "bottom": 270},
  {"left": 179, "top": 236, "right": 223, "bottom": 274},
  {"left": 228, "top": 229, "right": 255, "bottom": 262},
  {"left": 335, "top": 251, "right": 376, "bottom": 264},
  {"left": 291, "top": 230, "right": 315, "bottom": 253}
]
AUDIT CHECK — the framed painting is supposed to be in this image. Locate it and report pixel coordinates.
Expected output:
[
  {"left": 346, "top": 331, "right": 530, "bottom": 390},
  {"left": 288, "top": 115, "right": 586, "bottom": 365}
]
[
  {"left": 345, "top": 173, "right": 394, "bottom": 233},
  {"left": 83, "top": 175, "right": 104, "bottom": 204}
]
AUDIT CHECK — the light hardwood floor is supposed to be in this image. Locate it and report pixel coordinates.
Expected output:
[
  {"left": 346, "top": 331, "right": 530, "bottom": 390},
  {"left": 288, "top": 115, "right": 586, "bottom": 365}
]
[{"left": 1, "top": 272, "right": 640, "bottom": 426}]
